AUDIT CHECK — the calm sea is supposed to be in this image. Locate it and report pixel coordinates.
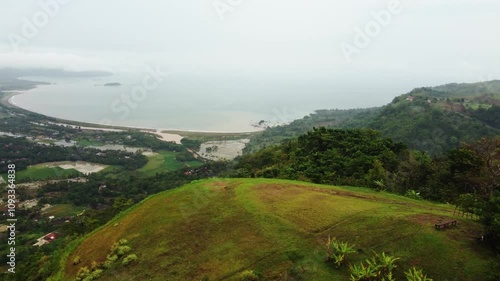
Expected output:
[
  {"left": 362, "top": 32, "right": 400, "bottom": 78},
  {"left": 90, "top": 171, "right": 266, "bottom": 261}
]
[{"left": 10, "top": 74, "right": 395, "bottom": 132}]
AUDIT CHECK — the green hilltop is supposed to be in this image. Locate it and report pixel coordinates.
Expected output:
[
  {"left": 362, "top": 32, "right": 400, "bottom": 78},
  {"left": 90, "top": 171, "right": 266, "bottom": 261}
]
[{"left": 58, "top": 178, "right": 492, "bottom": 281}]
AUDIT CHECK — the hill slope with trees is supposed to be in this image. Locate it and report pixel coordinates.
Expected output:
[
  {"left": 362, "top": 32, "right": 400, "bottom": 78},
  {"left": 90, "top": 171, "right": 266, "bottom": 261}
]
[{"left": 246, "top": 81, "right": 500, "bottom": 155}]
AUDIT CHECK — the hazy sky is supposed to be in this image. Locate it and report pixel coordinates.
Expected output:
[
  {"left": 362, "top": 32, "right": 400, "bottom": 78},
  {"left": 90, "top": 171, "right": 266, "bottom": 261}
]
[{"left": 1, "top": 0, "right": 499, "bottom": 106}]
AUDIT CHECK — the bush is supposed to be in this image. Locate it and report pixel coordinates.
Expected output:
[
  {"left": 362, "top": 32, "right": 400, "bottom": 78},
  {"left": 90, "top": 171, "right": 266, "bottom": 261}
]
[
  {"left": 349, "top": 252, "right": 398, "bottom": 281},
  {"left": 118, "top": 238, "right": 129, "bottom": 246},
  {"left": 73, "top": 256, "right": 81, "bottom": 265},
  {"left": 404, "top": 267, "right": 433, "bottom": 281},
  {"left": 122, "top": 254, "right": 138, "bottom": 266},
  {"left": 83, "top": 269, "right": 103, "bottom": 281},
  {"left": 405, "top": 190, "right": 423, "bottom": 200},
  {"left": 237, "top": 270, "right": 260, "bottom": 281},
  {"left": 116, "top": 245, "right": 132, "bottom": 256},
  {"left": 75, "top": 266, "right": 90, "bottom": 281},
  {"left": 326, "top": 236, "right": 356, "bottom": 268}
]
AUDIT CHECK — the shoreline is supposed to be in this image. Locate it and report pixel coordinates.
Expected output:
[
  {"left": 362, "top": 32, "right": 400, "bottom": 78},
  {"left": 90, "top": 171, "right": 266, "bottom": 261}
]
[{"left": 1, "top": 88, "right": 262, "bottom": 140}]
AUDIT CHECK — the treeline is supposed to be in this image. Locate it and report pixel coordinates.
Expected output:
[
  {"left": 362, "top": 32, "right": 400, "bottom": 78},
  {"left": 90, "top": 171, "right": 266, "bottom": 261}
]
[
  {"left": 244, "top": 108, "right": 379, "bottom": 153},
  {"left": 370, "top": 95, "right": 499, "bottom": 155},
  {"left": 0, "top": 136, "right": 147, "bottom": 172},
  {"left": 232, "top": 127, "right": 500, "bottom": 251},
  {"left": 470, "top": 105, "right": 500, "bottom": 129},
  {"left": 76, "top": 131, "right": 183, "bottom": 152},
  {"left": 235, "top": 128, "right": 405, "bottom": 187}
]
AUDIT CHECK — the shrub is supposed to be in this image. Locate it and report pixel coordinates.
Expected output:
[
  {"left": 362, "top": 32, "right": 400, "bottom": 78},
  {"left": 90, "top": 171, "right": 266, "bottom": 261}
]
[
  {"left": 349, "top": 252, "right": 398, "bottom": 281},
  {"left": 405, "top": 267, "right": 433, "bottom": 281},
  {"left": 90, "top": 260, "right": 99, "bottom": 271},
  {"left": 326, "top": 236, "right": 356, "bottom": 268},
  {"left": 73, "top": 256, "right": 81, "bottom": 265},
  {"left": 122, "top": 254, "right": 138, "bottom": 266},
  {"left": 118, "top": 238, "right": 129, "bottom": 246},
  {"left": 106, "top": 254, "right": 118, "bottom": 262},
  {"left": 83, "top": 269, "right": 103, "bottom": 281},
  {"left": 237, "top": 270, "right": 260, "bottom": 281},
  {"left": 405, "top": 190, "right": 423, "bottom": 200},
  {"left": 75, "top": 266, "right": 90, "bottom": 281},
  {"left": 349, "top": 262, "right": 378, "bottom": 281}
]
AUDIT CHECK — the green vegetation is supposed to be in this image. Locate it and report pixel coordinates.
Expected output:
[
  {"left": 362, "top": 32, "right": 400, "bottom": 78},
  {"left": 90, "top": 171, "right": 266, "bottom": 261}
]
[
  {"left": 2, "top": 80, "right": 499, "bottom": 281},
  {"left": 234, "top": 128, "right": 406, "bottom": 187},
  {"left": 326, "top": 236, "right": 356, "bottom": 268},
  {"left": 245, "top": 107, "right": 379, "bottom": 153},
  {"left": 43, "top": 204, "right": 86, "bottom": 218},
  {"left": 246, "top": 81, "right": 500, "bottom": 155},
  {"left": 137, "top": 152, "right": 182, "bottom": 173},
  {"left": 60, "top": 178, "right": 494, "bottom": 280},
  {"left": 349, "top": 252, "right": 398, "bottom": 281},
  {"left": 404, "top": 267, "right": 433, "bottom": 281},
  {"left": 137, "top": 151, "right": 203, "bottom": 175},
  {"left": 3, "top": 164, "right": 82, "bottom": 182},
  {"left": 0, "top": 136, "right": 147, "bottom": 173}
]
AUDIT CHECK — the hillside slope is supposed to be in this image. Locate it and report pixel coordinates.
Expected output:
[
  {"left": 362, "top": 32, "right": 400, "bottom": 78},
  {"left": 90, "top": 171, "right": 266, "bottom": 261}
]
[
  {"left": 246, "top": 81, "right": 500, "bottom": 155},
  {"left": 59, "top": 179, "right": 493, "bottom": 281}
]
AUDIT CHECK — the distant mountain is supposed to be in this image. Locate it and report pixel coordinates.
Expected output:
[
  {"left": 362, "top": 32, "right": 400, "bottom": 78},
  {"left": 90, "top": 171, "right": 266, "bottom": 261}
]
[
  {"left": 0, "top": 67, "right": 114, "bottom": 91},
  {"left": 246, "top": 81, "right": 500, "bottom": 155},
  {"left": 0, "top": 67, "right": 113, "bottom": 79}
]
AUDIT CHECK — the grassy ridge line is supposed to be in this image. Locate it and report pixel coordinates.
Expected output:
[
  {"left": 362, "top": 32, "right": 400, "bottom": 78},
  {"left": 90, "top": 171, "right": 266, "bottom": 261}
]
[
  {"left": 61, "top": 178, "right": 491, "bottom": 281},
  {"left": 51, "top": 182, "right": 194, "bottom": 281}
]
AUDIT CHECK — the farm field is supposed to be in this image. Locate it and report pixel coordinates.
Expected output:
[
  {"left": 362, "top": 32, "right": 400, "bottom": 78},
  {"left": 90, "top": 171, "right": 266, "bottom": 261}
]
[{"left": 137, "top": 151, "right": 203, "bottom": 175}]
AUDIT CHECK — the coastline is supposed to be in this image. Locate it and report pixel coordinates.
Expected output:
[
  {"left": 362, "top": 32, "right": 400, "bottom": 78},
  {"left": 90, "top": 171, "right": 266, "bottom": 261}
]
[
  {"left": 1, "top": 91, "right": 23, "bottom": 108},
  {"left": 0, "top": 88, "right": 262, "bottom": 143}
]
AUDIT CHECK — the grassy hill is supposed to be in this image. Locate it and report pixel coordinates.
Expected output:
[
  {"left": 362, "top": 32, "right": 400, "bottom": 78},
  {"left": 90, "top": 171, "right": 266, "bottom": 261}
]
[
  {"left": 57, "top": 178, "right": 494, "bottom": 281},
  {"left": 246, "top": 81, "right": 500, "bottom": 155}
]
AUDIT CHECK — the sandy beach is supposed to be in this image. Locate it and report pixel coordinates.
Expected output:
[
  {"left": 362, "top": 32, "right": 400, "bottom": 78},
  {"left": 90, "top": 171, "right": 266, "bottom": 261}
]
[
  {"left": 1, "top": 91, "right": 23, "bottom": 108},
  {"left": 1, "top": 89, "right": 260, "bottom": 145},
  {"left": 2, "top": 91, "right": 187, "bottom": 143}
]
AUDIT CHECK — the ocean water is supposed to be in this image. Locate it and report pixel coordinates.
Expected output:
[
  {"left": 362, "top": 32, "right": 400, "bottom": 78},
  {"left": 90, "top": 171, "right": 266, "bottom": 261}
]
[{"left": 10, "top": 74, "right": 396, "bottom": 132}]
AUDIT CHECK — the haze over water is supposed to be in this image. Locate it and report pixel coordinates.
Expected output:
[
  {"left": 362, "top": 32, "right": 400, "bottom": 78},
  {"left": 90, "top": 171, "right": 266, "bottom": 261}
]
[
  {"left": 11, "top": 74, "right": 409, "bottom": 132},
  {"left": 2, "top": 1, "right": 499, "bottom": 131}
]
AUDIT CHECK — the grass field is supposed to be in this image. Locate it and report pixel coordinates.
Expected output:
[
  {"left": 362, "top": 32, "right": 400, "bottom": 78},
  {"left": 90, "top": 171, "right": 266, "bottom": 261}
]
[
  {"left": 137, "top": 151, "right": 203, "bottom": 175},
  {"left": 1, "top": 164, "right": 82, "bottom": 182},
  {"left": 163, "top": 130, "right": 256, "bottom": 142},
  {"left": 62, "top": 179, "right": 494, "bottom": 281},
  {"left": 42, "top": 204, "right": 86, "bottom": 218}
]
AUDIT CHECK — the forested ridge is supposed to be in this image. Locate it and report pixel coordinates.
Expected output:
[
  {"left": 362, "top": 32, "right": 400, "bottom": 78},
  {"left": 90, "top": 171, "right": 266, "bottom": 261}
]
[{"left": 246, "top": 81, "right": 500, "bottom": 155}]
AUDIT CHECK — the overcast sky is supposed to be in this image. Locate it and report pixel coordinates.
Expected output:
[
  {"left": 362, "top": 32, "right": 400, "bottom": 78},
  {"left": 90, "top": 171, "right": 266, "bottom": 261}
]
[{"left": 0, "top": 0, "right": 499, "bottom": 94}]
